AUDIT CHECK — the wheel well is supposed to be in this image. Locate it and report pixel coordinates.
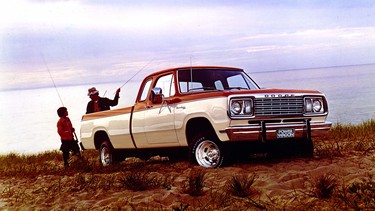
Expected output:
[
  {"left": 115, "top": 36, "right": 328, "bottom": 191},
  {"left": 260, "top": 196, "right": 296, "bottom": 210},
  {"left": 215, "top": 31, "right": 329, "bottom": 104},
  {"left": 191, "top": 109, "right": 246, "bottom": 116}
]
[
  {"left": 186, "top": 117, "right": 217, "bottom": 146},
  {"left": 94, "top": 131, "right": 110, "bottom": 150}
]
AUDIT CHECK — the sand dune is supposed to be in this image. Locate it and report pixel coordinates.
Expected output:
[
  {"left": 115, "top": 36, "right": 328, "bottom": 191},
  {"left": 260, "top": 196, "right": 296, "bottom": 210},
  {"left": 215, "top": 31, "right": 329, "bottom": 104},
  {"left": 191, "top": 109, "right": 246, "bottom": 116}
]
[{"left": 1, "top": 149, "right": 374, "bottom": 210}]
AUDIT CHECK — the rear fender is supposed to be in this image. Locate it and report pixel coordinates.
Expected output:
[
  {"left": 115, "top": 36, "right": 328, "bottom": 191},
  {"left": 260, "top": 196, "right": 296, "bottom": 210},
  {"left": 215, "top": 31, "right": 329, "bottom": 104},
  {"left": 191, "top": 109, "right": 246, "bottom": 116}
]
[{"left": 94, "top": 130, "right": 111, "bottom": 150}]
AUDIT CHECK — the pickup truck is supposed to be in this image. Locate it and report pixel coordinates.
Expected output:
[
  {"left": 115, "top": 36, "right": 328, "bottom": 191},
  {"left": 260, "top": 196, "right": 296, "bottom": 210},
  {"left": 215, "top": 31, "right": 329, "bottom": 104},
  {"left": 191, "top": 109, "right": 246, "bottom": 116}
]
[{"left": 80, "top": 66, "right": 332, "bottom": 168}]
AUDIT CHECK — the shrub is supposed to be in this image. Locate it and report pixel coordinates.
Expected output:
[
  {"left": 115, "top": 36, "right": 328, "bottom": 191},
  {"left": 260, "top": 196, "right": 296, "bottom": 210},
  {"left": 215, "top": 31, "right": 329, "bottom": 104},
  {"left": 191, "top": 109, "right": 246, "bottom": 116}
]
[
  {"left": 186, "top": 169, "right": 206, "bottom": 196},
  {"left": 311, "top": 174, "right": 337, "bottom": 199},
  {"left": 338, "top": 174, "right": 375, "bottom": 209},
  {"left": 172, "top": 202, "right": 190, "bottom": 211},
  {"left": 118, "top": 171, "right": 160, "bottom": 191},
  {"left": 227, "top": 173, "right": 257, "bottom": 198}
]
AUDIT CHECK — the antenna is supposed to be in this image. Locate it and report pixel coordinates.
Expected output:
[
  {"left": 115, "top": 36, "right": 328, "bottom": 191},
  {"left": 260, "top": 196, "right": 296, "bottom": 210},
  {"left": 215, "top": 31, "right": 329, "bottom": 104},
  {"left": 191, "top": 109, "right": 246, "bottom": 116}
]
[{"left": 190, "top": 56, "right": 193, "bottom": 90}]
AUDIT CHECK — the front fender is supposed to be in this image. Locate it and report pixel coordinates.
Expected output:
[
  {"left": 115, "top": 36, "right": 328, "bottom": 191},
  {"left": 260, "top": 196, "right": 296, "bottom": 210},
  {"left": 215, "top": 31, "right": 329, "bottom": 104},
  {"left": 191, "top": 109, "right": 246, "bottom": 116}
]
[{"left": 174, "top": 97, "right": 230, "bottom": 145}]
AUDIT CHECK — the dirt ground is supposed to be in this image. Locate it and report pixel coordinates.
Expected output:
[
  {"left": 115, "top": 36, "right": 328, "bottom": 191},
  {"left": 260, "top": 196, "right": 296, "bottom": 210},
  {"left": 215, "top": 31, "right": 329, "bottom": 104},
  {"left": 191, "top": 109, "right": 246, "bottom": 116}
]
[{"left": 1, "top": 149, "right": 374, "bottom": 210}]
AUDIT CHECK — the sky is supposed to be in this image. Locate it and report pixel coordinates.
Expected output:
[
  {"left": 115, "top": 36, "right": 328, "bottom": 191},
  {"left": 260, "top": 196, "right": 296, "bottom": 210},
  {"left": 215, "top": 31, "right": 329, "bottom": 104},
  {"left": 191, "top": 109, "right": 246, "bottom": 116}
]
[{"left": 1, "top": 0, "right": 375, "bottom": 90}]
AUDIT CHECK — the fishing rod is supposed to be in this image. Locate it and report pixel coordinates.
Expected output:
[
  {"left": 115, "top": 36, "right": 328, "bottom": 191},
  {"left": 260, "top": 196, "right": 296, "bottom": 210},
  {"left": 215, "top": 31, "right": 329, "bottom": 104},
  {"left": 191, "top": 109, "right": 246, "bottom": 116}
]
[
  {"left": 41, "top": 53, "right": 85, "bottom": 151},
  {"left": 114, "top": 58, "right": 154, "bottom": 95},
  {"left": 42, "top": 54, "right": 65, "bottom": 107}
]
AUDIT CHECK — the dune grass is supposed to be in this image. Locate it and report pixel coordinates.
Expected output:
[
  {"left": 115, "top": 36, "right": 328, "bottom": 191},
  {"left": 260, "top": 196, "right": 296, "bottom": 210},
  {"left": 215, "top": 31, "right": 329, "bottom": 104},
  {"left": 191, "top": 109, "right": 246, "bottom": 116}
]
[
  {"left": 0, "top": 119, "right": 375, "bottom": 210},
  {"left": 226, "top": 173, "right": 257, "bottom": 198},
  {"left": 314, "top": 119, "right": 375, "bottom": 158},
  {"left": 1, "top": 119, "right": 374, "bottom": 178}
]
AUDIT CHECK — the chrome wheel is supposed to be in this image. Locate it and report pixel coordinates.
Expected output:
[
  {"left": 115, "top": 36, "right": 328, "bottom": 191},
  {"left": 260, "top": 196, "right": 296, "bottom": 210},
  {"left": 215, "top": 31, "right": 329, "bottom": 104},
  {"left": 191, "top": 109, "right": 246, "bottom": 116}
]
[
  {"left": 99, "top": 142, "right": 112, "bottom": 166},
  {"left": 194, "top": 139, "right": 222, "bottom": 168}
]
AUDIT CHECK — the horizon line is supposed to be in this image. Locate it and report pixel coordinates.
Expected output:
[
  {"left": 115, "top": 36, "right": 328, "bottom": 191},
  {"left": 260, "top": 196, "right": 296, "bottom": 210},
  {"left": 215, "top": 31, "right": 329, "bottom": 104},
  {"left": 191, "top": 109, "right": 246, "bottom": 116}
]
[{"left": 1, "top": 62, "right": 375, "bottom": 92}]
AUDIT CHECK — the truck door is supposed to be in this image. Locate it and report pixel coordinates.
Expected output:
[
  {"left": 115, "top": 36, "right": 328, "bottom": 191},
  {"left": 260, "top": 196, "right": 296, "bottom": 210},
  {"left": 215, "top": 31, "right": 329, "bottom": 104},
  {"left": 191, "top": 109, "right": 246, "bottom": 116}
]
[
  {"left": 131, "top": 78, "right": 152, "bottom": 147},
  {"left": 144, "top": 74, "right": 179, "bottom": 145}
]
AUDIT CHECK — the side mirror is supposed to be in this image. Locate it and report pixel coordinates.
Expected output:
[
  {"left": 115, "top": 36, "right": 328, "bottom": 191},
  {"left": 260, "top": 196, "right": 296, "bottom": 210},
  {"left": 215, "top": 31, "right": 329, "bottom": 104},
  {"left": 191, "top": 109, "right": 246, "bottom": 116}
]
[{"left": 151, "top": 87, "right": 163, "bottom": 104}]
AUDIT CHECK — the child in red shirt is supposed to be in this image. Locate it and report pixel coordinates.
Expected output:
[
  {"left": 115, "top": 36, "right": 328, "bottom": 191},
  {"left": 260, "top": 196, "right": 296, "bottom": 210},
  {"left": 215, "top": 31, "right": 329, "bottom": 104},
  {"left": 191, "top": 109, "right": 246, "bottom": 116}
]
[{"left": 57, "top": 107, "right": 80, "bottom": 167}]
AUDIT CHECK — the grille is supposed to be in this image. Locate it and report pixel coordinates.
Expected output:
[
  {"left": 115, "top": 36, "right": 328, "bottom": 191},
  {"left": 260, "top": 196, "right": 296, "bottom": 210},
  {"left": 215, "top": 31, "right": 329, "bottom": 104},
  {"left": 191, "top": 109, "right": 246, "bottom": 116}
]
[{"left": 254, "top": 97, "right": 304, "bottom": 116}]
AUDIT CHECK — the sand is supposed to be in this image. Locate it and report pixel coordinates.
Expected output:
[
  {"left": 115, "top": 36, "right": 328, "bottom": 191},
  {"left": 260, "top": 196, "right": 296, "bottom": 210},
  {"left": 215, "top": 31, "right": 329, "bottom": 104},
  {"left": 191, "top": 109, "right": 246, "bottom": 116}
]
[{"left": 1, "top": 151, "right": 374, "bottom": 210}]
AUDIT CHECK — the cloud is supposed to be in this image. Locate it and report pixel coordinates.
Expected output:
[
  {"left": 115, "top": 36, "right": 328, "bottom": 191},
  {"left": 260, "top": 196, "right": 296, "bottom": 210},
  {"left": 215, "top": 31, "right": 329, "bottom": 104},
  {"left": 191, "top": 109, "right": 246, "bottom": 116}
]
[
  {"left": 1, "top": 1, "right": 233, "bottom": 33},
  {"left": 236, "top": 27, "right": 375, "bottom": 54},
  {"left": 239, "top": 27, "right": 375, "bottom": 40},
  {"left": 1, "top": 1, "right": 375, "bottom": 90}
]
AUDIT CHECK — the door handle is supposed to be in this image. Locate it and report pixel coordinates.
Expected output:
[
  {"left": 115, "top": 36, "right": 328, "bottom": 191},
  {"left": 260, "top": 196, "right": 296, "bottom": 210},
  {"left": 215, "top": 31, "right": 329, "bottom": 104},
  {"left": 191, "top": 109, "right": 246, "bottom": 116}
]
[{"left": 176, "top": 106, "right": 186, "bottom": 109}]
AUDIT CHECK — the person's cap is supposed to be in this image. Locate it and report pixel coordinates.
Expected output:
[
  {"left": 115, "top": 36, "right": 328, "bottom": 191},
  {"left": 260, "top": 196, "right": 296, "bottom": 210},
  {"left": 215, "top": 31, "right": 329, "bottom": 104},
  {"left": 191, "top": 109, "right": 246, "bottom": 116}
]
[{"left": 88, "top": 87, "right": 99, "bottom": 96}]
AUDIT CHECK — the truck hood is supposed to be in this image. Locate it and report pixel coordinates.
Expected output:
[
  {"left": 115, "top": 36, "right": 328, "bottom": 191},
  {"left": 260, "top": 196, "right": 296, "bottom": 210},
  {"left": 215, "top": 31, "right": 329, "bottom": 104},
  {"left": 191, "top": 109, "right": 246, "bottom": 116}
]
[
  {"left": 172, "top": 88, "right": 324, "bottom": 103},
  {"left": 225, "top": 88, "right": 322, "bottom": 96}
]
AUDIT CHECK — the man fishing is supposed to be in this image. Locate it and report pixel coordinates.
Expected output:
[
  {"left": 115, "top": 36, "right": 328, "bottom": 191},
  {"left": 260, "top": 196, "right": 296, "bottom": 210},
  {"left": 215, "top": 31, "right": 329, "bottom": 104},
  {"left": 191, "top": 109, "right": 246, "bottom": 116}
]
[{"left": 86, "top": 87, "right": 121, "bottom": 114}]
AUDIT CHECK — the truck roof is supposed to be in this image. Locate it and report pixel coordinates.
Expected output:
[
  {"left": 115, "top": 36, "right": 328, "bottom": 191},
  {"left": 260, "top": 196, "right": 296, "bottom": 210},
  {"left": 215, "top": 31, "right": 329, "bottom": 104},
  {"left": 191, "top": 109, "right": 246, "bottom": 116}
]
[{"left": 146, "top": 66, "right": 243, "bottom": 77}]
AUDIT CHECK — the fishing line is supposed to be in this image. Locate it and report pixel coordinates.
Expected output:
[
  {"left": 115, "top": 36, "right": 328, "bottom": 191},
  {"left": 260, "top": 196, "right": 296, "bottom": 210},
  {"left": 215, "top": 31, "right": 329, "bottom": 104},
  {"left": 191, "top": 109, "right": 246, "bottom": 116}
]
[
  {"left": 119, "top": 58, "right": 154, "bottom": 89},
  {"left": 41, "top": 54, "right": 85, "bottom": 150},
  {"left": 41, "top": 53, "right": 65, "bottom": 107},
  {"left": 114, "top": 58, "right": 154, "bottom": 95}
]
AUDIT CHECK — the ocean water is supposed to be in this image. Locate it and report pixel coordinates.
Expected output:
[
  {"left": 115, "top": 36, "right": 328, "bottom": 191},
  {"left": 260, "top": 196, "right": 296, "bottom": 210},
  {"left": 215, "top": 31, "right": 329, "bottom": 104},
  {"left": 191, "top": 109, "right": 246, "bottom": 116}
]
[
  {"left": 1, "top": 64, "right": 374, "bottom": 154},
  {"left": 251, "top": 64, "right": 375, "bottom": 125},
  {"left": 0, "top": 82, "right": 141, "bottom": 155}
]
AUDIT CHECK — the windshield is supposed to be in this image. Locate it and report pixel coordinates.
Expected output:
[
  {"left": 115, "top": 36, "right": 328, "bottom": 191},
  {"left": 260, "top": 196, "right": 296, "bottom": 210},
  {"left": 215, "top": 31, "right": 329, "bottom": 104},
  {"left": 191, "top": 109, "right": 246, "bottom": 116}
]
[{"left": 177, "top": 68, "right": 259, "bottom": 93}]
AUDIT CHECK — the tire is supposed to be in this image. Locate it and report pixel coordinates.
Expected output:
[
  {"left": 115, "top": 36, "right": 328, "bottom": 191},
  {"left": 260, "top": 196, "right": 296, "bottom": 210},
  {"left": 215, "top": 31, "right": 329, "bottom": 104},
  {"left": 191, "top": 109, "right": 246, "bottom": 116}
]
[
  {"left": 99, "top": 141, "right": 114, "bottom": 166},
  {"left": 192, "top": 137, "right": 224, "bottom": 168}
]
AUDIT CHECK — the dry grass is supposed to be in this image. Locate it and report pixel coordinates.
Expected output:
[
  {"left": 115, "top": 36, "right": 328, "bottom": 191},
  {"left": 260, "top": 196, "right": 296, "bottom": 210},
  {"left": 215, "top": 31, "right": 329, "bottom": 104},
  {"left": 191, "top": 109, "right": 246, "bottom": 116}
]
[
  {"left": 185, "top": 169, "right": 206, "bottom": 196},
  {"left": 226, "top": 173, "right": 257, "bottom": 198},
  {"left": 314, "top": 119, "right": 375, "bottom": 158},
  {"left": 1, "top": 119, "right": 375, "bottom": 210},
  {"left": 337, "top": 174, "right": 375, "bottom": 210},
  {"left": 310, "top": 173, "right": 338, "bottom": 199},
  {"left": 118, "top": 171, "right": 167, "bottom": 191}
]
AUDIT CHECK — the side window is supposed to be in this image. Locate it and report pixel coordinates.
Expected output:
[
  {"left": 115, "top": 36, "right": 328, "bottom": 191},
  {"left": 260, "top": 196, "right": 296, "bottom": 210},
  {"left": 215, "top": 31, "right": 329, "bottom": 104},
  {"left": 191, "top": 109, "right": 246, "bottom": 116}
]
[
  {"left": 139, "top": 79, "right": 152, "bottom": 101},
  {"left": 155, "top": 74, "right": 175, "bottom": 98},
  {"left": 170, "top": 75, "right": 176, "bottom": 96}
]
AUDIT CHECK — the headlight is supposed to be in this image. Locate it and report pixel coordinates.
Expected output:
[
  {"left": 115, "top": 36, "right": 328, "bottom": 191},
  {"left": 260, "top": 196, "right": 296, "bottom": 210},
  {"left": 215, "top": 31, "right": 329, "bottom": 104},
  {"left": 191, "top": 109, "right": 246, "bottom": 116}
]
[
  {"left": 231, "top": 101, "right": 242, "bottom": 115},
  {"left": 304, "top": 97, "right": 324, "bottom": 114},
  {"left": 305, "top": 99, "right": 312, "bottom": 112},
  {"left": 243, "top": 100, "right": 252, "bottom": 114},
  {"left": 229, "top": 98, "right": 253, "bottom": 118},
  {"left": 313, "top": 100, "right": 322, "bottom": 112}
]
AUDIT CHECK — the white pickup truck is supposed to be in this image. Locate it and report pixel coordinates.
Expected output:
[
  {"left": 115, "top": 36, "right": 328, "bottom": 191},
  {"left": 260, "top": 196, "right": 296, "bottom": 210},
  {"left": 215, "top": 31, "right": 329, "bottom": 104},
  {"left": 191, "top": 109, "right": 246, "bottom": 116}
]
[{"left": 80, "top": 66, "right": 332, "bottom": 168}]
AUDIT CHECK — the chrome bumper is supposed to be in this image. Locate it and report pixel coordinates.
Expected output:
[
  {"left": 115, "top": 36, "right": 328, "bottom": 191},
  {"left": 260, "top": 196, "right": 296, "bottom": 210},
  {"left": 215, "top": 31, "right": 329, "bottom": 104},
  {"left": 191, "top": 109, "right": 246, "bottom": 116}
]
[{"left": 223, "top": 119, "right": 332, "bottom": 142}]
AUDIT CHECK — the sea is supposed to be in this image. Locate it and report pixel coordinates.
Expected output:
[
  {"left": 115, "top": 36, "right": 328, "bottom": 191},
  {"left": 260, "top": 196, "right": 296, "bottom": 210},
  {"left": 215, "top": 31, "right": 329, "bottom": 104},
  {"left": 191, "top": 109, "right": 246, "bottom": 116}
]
[{"left": 1, "top": 64, "right": 374, "bottom": 154}]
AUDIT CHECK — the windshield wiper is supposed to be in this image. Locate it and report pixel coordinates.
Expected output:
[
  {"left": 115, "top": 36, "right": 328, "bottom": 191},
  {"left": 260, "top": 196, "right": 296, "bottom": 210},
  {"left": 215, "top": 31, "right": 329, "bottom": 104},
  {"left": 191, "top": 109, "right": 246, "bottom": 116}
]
[
  {"left": 226, "top": 87, "right": 249, "bottom": 90},
  {"left": 188, "top": 87, "right": 219, "bottom": 92}
]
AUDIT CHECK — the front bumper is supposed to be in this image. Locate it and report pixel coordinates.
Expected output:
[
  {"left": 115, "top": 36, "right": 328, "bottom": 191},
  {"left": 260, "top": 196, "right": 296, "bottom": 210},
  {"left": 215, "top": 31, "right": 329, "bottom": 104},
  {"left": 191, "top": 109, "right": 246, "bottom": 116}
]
[{"left": 223, "top": 119, "right": 332, "bottom": 142}]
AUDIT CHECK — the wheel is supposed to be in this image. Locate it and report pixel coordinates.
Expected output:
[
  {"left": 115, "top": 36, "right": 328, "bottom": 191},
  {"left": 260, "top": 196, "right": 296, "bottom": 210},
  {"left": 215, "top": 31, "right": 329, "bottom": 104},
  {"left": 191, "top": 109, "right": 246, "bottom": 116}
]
[
  {"left": 99, "top": 141, "right": 113, "bottom": 166},
  {"left": 192, "top": 137, "right": 224, "bottom": 168}
]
